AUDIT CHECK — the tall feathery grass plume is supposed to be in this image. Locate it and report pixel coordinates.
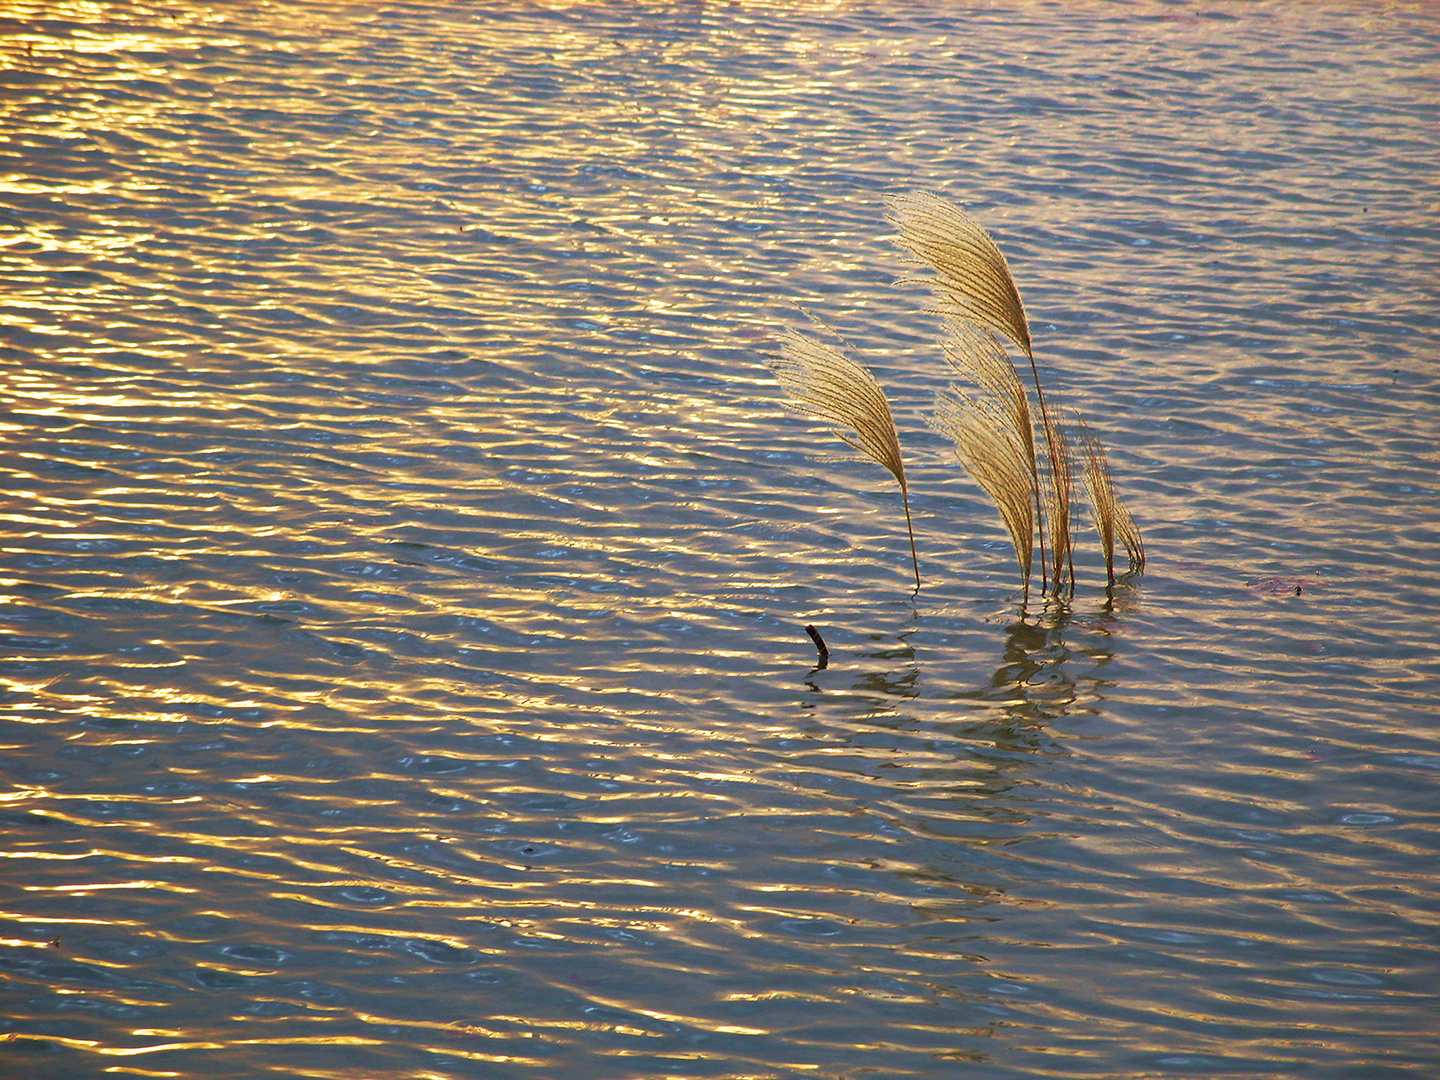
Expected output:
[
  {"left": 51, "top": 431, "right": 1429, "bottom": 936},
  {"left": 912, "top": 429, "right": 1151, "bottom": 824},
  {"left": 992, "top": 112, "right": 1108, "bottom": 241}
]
[
  {"left": 933, "top": 319, "right": 1037, "bottom": 604},
  {"left": 887, "top": 191, "right": 1075, "bottom": 594},
  {"left": 1076, "top": 417, "right": 1145, "bottom": 586},
  {"left": 767, "top": 328, "right": 921, "bottom": 589},
  {"left": 886, "top": 191, "right": 1034, "bottom": 356},
  {"left": 1042, "top": 405, "right": 1077, "bottom": 593},
  {"left": 932, "top": 393, "right": 1036, "bottom": 606}
]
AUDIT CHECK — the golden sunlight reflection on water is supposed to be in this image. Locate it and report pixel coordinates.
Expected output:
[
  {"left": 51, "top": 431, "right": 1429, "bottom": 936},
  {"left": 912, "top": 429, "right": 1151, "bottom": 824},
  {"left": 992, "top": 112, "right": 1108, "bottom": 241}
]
[{"left": 1, "top": 0, "right": 1438, "bottom": 1076}]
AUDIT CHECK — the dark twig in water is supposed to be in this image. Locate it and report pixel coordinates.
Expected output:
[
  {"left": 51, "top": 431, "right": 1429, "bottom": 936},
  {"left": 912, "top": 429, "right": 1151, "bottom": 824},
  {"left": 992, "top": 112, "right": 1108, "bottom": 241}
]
[{"left": 805, "top": 624, "right": 830, "bottom": 666}]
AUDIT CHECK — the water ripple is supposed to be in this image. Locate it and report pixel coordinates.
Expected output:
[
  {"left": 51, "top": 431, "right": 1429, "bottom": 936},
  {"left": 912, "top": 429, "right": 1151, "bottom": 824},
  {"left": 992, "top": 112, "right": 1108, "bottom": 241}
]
[{"left": 2, "top": 2, "right": 1438, "bottom": 1078}]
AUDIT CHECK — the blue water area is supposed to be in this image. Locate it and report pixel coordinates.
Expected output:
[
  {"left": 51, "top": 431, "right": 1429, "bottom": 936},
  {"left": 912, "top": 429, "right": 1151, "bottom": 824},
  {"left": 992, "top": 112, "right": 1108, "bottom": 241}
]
[{"left": 1, "top": 2, "right": 1437, "bottom": 1077}]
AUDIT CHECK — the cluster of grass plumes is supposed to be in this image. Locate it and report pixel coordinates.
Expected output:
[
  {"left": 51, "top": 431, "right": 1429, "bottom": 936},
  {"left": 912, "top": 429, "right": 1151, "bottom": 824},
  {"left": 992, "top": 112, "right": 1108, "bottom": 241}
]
[{"left": 768, "top": 192, "right": 1144, "bottom": 605}]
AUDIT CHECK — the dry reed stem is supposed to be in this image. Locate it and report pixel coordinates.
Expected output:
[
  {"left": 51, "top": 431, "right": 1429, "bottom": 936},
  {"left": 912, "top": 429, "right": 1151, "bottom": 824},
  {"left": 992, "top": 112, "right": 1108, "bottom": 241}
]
[
  {"left": 768, "top": 329, "right": 921, "bottom": 589},
  {"left": 1042, "top": 408, "right": 1076, "bottom": 593},
  {"left": 932, "top": 391, "right": 1036, "bottom": 605},
  {"left": 1077, "top": 418, "right": 1145, "bottom": 585}
]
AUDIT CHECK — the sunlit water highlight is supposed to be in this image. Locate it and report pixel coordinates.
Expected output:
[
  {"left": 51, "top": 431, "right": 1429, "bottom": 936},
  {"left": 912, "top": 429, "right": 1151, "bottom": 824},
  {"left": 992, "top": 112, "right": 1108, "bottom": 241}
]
[{"left": 2, "top": 2, "right": 1438, "bottom": 1077}]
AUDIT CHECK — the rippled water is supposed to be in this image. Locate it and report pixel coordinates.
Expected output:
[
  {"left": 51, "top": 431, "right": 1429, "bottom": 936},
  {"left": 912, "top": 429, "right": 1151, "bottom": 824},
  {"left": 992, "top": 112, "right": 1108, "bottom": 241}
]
[{"left": 3, "top": 1, "right": 1438, "bottom": 1077}]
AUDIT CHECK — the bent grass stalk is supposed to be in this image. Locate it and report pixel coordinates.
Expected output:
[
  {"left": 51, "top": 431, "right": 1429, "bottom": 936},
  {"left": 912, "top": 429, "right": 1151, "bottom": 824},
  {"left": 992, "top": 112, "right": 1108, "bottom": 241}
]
[
  {"left": 933, "top": 320, "right": 1038, "bottom": 604},
  {"left": 767, "top": 328, "right": 921, "bottom": 590},
  {"left": 932, "top": 390, "right": 1035, "bottom": 606},
  {"left": 1076, "top": 416, "right": 1146, "bottom": 585}
]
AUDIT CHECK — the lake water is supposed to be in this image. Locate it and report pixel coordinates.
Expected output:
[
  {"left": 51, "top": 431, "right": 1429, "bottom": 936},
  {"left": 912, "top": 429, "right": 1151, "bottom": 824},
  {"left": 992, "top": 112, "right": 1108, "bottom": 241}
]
[{"left": 2, "top": 2, "right": 1438, "bottom": 1077}]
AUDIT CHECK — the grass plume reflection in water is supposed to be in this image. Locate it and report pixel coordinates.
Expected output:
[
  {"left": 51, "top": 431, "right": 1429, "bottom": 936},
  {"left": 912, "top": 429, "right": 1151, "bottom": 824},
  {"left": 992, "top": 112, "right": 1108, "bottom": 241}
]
[{"left": 770, "top": 193, "right": 1145, "bottom": 612}]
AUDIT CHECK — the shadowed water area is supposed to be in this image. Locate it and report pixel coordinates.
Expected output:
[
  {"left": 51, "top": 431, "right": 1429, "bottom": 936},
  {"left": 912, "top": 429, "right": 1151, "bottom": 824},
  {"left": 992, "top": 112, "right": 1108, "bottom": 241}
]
[{"left": 2, "top": 1, "right": 1438, "bottom": 1077}]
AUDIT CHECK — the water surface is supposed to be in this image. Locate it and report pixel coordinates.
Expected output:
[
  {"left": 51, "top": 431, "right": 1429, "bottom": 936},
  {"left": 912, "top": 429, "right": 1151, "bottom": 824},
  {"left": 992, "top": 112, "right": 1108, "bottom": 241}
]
[{"left": 2, "top": 2, "right": 1438, "bottom": 1077}]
